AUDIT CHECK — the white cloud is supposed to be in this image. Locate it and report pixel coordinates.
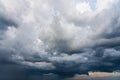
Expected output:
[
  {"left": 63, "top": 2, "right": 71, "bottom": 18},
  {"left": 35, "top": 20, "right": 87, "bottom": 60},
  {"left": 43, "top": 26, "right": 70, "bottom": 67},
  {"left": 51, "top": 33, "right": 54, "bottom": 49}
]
[
  {"left": 76, "top": 2, "right": 92, "bottom": 14},
  {"left": 22, "top": 61, "right": 55, "bottom": 70}
]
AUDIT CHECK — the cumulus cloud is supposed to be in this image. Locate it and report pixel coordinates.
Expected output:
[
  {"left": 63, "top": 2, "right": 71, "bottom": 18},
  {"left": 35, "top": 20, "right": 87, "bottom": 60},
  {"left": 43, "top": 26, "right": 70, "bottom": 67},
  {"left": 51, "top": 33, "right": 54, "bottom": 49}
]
[{"left": 0, "top": 0, "right": 120, "bottom": 79}]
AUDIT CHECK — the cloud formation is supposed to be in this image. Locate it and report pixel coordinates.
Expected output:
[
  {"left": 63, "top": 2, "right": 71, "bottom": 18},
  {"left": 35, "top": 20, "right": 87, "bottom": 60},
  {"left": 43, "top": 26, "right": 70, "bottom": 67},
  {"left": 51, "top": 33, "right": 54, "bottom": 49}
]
[{"left": 0, "top": 0, "right": 120, "bottom": 78}]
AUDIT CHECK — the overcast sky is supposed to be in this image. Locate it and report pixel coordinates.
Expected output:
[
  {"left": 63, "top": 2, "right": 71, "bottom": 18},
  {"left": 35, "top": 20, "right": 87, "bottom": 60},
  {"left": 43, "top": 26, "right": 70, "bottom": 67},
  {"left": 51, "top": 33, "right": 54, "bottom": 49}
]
[{"left": 0, "top": 0, "right": 120, "bottom": 80}]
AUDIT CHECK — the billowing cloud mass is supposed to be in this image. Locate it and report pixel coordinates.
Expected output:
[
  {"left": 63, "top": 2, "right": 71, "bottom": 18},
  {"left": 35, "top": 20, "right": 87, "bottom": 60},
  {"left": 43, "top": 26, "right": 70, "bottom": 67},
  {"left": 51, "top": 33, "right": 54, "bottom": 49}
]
[{"left": 0, "top": 0, "right": 120, "bottom": 79}]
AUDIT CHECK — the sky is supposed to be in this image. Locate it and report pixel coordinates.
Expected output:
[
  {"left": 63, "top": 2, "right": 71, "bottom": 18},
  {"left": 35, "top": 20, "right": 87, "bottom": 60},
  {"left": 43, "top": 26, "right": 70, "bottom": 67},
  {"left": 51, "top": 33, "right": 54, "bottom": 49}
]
[
  {"left": 65, "top": 72, "right": 120, "bottom": 80},
  {"left": 0, "top": 0, "right": 120, "bottom": 80}
]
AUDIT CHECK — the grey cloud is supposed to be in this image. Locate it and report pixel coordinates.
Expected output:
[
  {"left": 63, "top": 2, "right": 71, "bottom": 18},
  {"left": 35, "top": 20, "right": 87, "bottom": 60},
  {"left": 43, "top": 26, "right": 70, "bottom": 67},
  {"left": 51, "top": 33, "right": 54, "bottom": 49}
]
[{"left": 0, "top": 0, "right": 120, "bottom": 79}]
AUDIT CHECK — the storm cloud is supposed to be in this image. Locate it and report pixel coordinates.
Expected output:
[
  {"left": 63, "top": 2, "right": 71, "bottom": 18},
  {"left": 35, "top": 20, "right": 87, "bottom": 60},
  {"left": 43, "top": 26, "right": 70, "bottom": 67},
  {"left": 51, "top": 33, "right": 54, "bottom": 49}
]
[{"left": 0, "top": 0, "right": 120, "bottom": 79}]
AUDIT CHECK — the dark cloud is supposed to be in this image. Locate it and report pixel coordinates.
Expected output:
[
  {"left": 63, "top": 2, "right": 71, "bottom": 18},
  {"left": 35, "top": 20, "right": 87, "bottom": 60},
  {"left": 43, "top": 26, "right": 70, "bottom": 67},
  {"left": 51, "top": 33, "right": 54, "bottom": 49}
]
[
  {"left": 0, "top": 63, "right": 61, "bottom": 80},
  {"left": 0, "top": 15, "right": 17, "bottom": 30}
]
